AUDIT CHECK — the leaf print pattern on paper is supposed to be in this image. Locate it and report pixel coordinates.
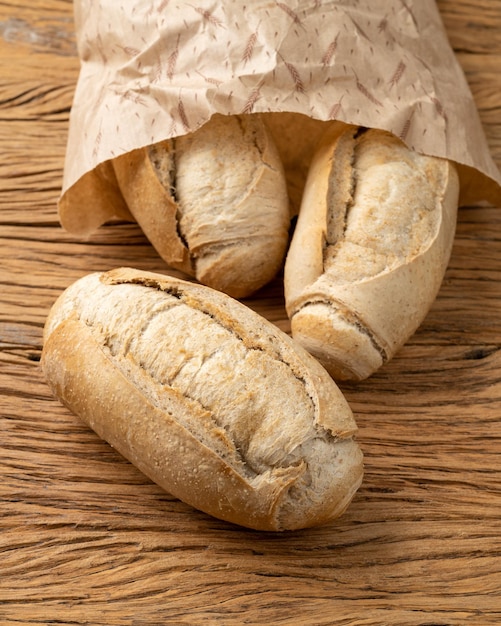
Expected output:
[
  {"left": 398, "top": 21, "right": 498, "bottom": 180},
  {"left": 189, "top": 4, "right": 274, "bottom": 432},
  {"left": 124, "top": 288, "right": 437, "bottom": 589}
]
[
  {"left": 281, "top": 56, "right": 306, "bottom": 94},
  {"left": 355, "top": 78, "right": 383, "bottom": 107},
  {"left": 322, "top": 34, "right": 339, "bottom": 66},
  {"left": 431, "top": 96, "right": 448, "bottom": 121},
  {"left": 241, "top": 82, "right": 263, "bottom": 115},
  {"left": 378, "top": 17, "right": 388, "bottom": 33},
  {"left": 328, "top": 99, "right": 343, "bottom": 120},
  {"left": 178, "top": 97, "right": 190, "bottom": 132},
  {"left": 193, "top": 7, "right": 225, "bottom": 28},
  {"left": 92, "top": 129, "right": 102, "bottom": 160},
  {"left": 117, "top": 45, "right": 141, "bottom": 59},
  {"left": 63, "top": 0, "right": 495, "bottom": 200},
  {"left": 166, "top": 35, "right": 180, "bottom": 81},
  {"left": 242, "top": 30, "right": 258, "bottom": 65},
  {"left": 389, "top": 61, "right": 407, "bottom": 87},
  {"left": 399, "top": 114, "right": 413, "bottom": 141},
  {"left": 274, "top": 2, "right": 304, "bottom": 28},
  {"left": 195, "top": 71, "right": 223, "bottom": 87}
]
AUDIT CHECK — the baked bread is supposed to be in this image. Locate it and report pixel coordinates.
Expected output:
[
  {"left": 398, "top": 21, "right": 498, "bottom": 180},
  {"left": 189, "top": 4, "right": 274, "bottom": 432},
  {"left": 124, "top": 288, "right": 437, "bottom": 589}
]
[
  {"left": 112, "top": 114, "right": 290, "bottom": 299},
  {"left": 284, "top": 123, "right": 460, "bottom": 381},
  {"left": 41, "top": 267, "right": 363, "bottom": 531}
]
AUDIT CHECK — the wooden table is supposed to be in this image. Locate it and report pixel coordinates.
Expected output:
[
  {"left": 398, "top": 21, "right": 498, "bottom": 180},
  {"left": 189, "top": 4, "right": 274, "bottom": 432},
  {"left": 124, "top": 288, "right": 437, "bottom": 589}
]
[{"left": 1, "top": 1, "right": 500, "bottom": 623}]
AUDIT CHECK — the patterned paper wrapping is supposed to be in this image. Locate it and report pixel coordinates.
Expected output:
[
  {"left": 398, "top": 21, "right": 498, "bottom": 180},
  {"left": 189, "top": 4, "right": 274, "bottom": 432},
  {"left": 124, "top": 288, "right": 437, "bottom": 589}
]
[{"left": 59, "top": 0, "right": 501, "bottom": 234}]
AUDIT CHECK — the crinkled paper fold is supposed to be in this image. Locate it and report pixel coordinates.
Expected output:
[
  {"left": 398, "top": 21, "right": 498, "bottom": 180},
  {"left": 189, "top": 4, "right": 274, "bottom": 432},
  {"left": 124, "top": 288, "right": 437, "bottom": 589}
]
[{"left": 59, "top": 0, "right": 501, "bottom": 234}]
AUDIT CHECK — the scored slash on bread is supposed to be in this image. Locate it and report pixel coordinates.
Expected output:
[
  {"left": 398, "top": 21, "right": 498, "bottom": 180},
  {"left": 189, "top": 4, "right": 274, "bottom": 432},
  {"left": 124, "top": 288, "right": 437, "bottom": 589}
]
[
  {"left": 284, "top": 122, "right": 460, "bottom": 381},
  {"left": 112, "top": 114, "right": 291, "bottom": 299},
  {"left": 41, "top": 268, "right": 363, "bottom": 531}
]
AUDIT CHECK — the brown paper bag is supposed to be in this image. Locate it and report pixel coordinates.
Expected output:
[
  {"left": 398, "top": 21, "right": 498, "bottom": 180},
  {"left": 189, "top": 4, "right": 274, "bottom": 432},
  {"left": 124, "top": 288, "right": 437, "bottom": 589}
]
[{"left": 59, "top": 0, "right": 501, "bottom": 235}]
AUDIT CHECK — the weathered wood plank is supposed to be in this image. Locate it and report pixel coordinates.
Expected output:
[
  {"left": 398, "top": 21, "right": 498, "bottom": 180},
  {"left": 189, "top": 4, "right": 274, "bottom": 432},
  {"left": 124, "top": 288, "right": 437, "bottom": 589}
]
[
  {"left": 1, "top": 0, "right": 500, "bottom": 624},
  {"left": 439, "top": 0, "right": 501, "bottom": 53}
]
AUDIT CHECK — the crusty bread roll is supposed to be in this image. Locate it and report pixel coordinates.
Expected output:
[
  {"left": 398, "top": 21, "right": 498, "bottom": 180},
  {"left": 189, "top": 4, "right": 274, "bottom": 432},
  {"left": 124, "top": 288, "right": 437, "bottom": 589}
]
[
  {"left": 41, "top": 267, "right": 363, "bottom": 531},
  {"left": 284, "top": 122, "right": 460, "bottom": 381},
  {"left": 112, "top": 114, "right": 290, "bottom": 299}
]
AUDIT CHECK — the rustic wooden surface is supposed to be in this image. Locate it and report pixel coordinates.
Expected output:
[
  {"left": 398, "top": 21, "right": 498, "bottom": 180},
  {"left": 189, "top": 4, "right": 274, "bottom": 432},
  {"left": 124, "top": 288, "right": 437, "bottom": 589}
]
[{"left": 1, "top": 1, "right": 500, "bottom": 624}]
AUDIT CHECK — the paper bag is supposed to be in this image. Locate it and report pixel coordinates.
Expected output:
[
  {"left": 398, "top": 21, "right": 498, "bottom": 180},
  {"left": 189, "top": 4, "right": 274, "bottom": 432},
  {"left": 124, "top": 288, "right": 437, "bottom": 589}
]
[{"left": 59, "top": 0, "right": 501, "bottom": 235}]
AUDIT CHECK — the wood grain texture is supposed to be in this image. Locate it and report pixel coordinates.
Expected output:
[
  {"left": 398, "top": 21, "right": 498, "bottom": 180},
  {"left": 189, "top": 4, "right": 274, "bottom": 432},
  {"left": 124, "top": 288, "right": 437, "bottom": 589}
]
[{"left": 1, "top": 0, "right": 500, "bottom": 624}]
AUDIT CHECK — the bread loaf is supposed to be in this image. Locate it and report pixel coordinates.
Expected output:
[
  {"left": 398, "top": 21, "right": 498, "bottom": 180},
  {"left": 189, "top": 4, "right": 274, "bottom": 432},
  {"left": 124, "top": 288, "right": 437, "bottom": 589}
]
[
  {"left": 112, "top": 114, "right": 290, "bottom": 299},
  {"left": 284, "top": 123, "right": 460, "bottom": 381},
  {"left": 41, "top": 267, "right": 363, "bottom": 531}
]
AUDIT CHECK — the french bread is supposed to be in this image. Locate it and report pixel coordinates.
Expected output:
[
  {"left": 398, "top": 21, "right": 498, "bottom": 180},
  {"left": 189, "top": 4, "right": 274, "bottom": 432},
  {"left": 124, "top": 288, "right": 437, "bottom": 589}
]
[
  {"left": 112, "top": 114, "right": 290, "bottom": 299},
  {"left": 284, "top": 123, "right": 460, "bottom": 381},
  {"left": 41, "top": 267, "right": 363, "bottom": 531}
]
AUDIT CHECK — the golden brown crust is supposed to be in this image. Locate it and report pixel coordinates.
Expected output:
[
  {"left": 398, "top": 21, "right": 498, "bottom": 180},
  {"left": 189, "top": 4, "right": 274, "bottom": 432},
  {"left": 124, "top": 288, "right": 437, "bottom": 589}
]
[
  {"left": 112, "top": 114, "right": 291, "bottom": 298},
  {"left": 284, "top": 126, "right": 460, "bottom": 381},
  {"left": 42, "top": 268, "right": 363, "bottom": 531},
  {"left": 112, "top": 144, "right": 192, "bottom": 273}
]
